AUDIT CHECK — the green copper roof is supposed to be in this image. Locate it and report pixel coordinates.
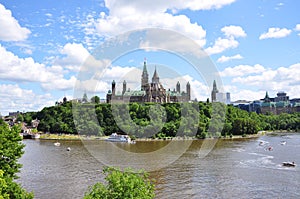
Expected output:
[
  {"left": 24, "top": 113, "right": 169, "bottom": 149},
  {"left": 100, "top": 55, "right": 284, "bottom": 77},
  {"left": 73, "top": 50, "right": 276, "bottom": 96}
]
[{"left": 123, "top": 90, "right": 146, "bottom": 96}]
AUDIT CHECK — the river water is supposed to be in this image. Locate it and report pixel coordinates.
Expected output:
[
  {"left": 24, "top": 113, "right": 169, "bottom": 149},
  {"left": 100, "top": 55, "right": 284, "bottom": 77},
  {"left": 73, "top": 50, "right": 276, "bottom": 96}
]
[{"left": 18, "top": 133, "right": 300, "bottom": 199}]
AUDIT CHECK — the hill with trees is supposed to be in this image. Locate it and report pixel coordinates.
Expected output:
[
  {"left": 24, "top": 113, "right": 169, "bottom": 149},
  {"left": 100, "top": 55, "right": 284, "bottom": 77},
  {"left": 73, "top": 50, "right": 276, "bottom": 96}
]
[{"left": 21, "top": 100, "right": 300, "bottom": 139}]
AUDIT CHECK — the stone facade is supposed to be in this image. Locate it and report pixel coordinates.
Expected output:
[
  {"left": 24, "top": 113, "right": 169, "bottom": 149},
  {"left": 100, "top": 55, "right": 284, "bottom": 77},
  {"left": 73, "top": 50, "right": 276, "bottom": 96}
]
[{"left": 106, "top": 60, "right": 191, "bottom": 103}]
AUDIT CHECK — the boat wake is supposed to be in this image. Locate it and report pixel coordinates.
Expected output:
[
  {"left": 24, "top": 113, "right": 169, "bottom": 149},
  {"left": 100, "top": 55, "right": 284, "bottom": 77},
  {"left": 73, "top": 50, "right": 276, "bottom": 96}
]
[{"left": 239, "top": 152, "right": 276, "bottom": 170}]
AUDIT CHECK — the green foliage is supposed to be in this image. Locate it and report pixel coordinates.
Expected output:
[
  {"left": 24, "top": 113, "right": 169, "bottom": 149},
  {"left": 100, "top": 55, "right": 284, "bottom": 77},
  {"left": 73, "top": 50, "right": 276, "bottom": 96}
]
[
  {"left": 21, "top": 99, "right": 300, "bottom": 138},
  {"left": 0, "top": 121, "right": 23, "bottom": 178},
  {"left": 91, "top": 96, "right": 100, "bottom": 104},
  {"left": 84, "top": 167, "right": 155, "bottom": 199},
  {"left": 0, "top": 119, "right": 34, "bottom": 198},
  {"left": 0, "top": 170, "right": 9, "bottom": 199}
]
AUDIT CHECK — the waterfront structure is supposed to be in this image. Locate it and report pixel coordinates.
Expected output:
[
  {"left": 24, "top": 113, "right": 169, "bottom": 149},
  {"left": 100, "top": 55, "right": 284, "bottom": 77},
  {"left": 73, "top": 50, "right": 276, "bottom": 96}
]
[
  {"left": 260, "top": 91, "right": 300, "bottom": 114},
  {"left": 233, "top": 91, "right": 300, "bottom": 114},
  {"left": 106, "top": 60, "right": 191, "bottom": 103},
  {"left": 211, "top": 80, "right": 231, "bottom": 104}
]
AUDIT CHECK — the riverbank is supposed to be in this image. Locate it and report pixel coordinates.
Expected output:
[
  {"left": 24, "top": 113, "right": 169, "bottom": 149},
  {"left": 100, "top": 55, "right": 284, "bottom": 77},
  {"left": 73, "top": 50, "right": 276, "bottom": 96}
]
[
  {"left": 39, "top": 133, "right": 108, "bottom": 140},
  {"left": 38, "top": 131, "right": 266, "bottom": 141}
]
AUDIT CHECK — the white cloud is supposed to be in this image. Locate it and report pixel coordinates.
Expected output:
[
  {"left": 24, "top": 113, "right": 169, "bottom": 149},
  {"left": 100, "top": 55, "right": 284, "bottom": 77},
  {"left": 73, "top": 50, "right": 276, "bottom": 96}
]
[
  {"left": 217, "top": 54, "right": 243, "bottom": 63},
  {"left": 94, "top": 11, "right": 207, "bottom": 47},
  {"left": 220, "top": 64, "right": 265, "bottom": 76},
  {"left": 230, "top": 88, "right": 266, "bottom": 101},
  {"left": 205, "top": 37, "right": 239, "bottom": 55},
  {"left": 54, "top": 43, "right": 111, "bottom": 72},
  {"left": 0, "top": 45, "right": 76, "bottom": 91},
  {"left": 83, "top": 0, "right": 237, "bottom": 51},
  {"left": 221, "top": 25, "right": 247, "bottom": 38},
  {"left": 54, "top": 43, "right": 90, "bottom": 71},
  {"left": 205, "top": 25, "right": 246, "bottom": 55},
  {"left": 139, "top": 28, "right": 207, "bottom": 57},
  {"left": 0, "top": 84, "right": 54, "bottom": 116},
  {"left": 259, "top": 27, "right": 291, "bottom": 39},
  {"left": 104, "top": 0, "right": 236, "bottom": 15},
  {"left": 0, "top": 4, "right": 31, "bottom": 41},
  {"left": 229, "top": 63, "right": 300, "bottom": 96},
  {"left": 41, "top": 76, "right": 77, "bottom": 91},
  {"left": 295, "top": 24, "right": 300, "bottom": 36}
]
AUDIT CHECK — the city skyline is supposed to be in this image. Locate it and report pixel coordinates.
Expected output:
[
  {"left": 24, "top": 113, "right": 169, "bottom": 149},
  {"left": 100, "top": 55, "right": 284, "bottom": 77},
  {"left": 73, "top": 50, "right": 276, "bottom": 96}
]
[{"left": 0, "top": 0, "right": 300, "bottom": 115}]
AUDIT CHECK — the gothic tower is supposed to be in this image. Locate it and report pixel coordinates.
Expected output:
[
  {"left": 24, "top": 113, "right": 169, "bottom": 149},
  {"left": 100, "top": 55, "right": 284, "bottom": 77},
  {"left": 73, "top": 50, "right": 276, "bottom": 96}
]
[
  {"left": 112, "top": 80, "right": 116, "bottom": 97},
  {"left": 264, "top": 91, "right": 271, "bottom": 102},
  {"left": 186, "top": 82, "right": 191, "bottom": 101},
  {"left": 122, "top": 80, "right": 126, "bottom": 95},
  {"left": 141, "top": 59, "right": 149, "bottom": 91},
  {"left": 211, "top": 80, "right": 218, "bottom": 102},
  {"left": 176, "top": 81, "right": 180, "bottom": 93},
  {"left": 152, "top": 66, "right": 159, "bottom": 84}
]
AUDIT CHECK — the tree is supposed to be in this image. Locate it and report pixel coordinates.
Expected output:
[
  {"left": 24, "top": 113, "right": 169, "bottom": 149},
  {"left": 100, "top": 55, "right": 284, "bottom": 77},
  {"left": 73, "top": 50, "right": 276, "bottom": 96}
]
[
  {"left": 91, "top": 96, "right": 100, "bottom": 104},
  {"left": 84, "top": 167, "right": 155, "bottom": 199},
  {"left": 0, "top": 119, "right": 33, "bottom": 198},
  {"left": 16, "top": 114, "right": 24, "bottom": 123}
]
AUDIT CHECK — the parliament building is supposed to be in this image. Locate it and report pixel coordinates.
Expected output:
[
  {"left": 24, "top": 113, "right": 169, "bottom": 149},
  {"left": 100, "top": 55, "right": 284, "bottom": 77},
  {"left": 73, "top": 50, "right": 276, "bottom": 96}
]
[{"left": 106, "top": 60, "right": 191, "bottom": 103}]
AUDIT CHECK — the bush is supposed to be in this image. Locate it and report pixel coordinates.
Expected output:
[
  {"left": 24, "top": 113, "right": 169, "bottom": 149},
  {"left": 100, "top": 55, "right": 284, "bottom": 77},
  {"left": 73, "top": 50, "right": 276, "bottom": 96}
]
[
  {"left": 84, "top": 167, "right": 155, "bottom": 199},
  {"left": 0, "top": 119, "right": 33, "bottom": 198}
]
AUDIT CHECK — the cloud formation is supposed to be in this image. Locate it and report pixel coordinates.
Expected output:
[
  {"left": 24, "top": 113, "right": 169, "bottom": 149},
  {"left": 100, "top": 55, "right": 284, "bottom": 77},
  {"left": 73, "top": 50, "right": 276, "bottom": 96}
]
[
  {"left": 259, "top": 27, "right": 291, "bottom": 39},
  {"left": 205, "top": 25, "right": 246, "bottom": 55},
  {"left": 220, "top": 64, "right": 265, "bottom": 76},
  {"left": 0, "top": 84, "right": 54, "bottom": 115},
  {"left": 0, "top": 4, "right": 31, "bottom": 41},
  {"left": 221, "top": 63, "right": 300, "bottom": 98},
  {"left": 217, "top": 54, "right": 243, "bottom": 63}
]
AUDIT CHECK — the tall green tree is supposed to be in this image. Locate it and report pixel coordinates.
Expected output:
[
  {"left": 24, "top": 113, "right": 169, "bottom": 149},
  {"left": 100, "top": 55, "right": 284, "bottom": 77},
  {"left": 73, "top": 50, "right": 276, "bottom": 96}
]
[{"left": 0, "top": 119, "right": 33, "bottom": 198}]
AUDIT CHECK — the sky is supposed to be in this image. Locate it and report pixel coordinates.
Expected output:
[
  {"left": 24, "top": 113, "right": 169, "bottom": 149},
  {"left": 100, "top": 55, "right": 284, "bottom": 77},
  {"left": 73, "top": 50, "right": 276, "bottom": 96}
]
[{"left": 0, "top": 0, "right": 299, "bottom": 116}]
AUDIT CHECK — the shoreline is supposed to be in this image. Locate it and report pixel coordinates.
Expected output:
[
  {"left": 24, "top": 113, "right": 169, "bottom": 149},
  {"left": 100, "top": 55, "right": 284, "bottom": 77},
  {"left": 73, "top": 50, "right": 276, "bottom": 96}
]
[{"left": 35, "top": 130, "right": 298, "bottom": 141}]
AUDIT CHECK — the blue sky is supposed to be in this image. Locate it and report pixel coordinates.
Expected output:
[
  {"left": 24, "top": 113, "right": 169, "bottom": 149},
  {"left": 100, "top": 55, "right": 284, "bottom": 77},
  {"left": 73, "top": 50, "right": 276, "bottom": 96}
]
[{"left": 0, "top": 0, "right": 299, "bottom": 115}]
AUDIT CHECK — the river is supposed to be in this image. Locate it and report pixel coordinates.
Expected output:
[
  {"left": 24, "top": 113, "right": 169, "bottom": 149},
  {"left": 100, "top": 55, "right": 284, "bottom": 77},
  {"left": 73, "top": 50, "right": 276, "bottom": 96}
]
[{"left": 17, "top": 133, "right": 300, "bottom": 199}]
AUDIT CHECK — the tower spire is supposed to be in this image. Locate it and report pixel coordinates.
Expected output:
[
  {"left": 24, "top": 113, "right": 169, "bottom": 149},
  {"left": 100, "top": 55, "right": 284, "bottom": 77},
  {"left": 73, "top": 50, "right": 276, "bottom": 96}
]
[
  {"left": 211, "top": 80, "right": 219, "bottom": 102},
  {"left": 152, "top": 65, "right": 159, "bottom": 83},
  {"left": 141, "top": 58, "right": 149, "bottom": 91}
]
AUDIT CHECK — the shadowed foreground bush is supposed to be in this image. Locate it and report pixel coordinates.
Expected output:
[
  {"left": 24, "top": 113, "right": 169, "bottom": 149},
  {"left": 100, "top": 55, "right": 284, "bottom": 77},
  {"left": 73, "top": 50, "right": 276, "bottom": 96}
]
[{"left": 84, "top": 167, "right": 155, "bottom": 199}]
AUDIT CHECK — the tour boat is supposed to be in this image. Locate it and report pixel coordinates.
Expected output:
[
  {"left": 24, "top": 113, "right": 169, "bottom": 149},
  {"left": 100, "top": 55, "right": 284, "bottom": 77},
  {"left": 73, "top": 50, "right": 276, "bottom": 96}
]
[
  {"left": 282, "top": 161, "right": 296, "bottom": 167},
  {"left": 106, "top": 133, "right": 132, "bottom": 143}
]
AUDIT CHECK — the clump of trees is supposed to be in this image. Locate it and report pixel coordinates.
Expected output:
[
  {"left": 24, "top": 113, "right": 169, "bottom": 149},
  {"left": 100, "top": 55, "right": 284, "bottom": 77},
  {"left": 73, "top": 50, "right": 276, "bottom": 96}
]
[
  {"left": 0, "top": 118, "right": 33, "bottom": 198},
  {"left": 21, "top": 100, "right": 300, "bottom": 138},
  {"left": 84, "top": 167, "right": 155, "bottom": 199}
]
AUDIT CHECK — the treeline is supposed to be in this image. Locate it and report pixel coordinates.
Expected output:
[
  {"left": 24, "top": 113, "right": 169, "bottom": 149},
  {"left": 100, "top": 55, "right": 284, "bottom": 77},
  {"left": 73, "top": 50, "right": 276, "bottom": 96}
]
[{"left": 21, "top": 101, "right": 300, "bottom": 138}]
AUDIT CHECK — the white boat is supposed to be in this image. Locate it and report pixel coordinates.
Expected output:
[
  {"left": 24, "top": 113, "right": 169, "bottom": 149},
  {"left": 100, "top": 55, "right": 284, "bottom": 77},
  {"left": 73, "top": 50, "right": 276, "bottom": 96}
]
[
  {"left": 280, "top": 141, "right": 286, "bottom": 145},
  {"left": 54, "top": 142, "right": 60, "bottom": 146},
  {"left": 106, "top": 133, "right": 132, "bottom": 143},
  {"left": 282, "top": 161, "right": 296, "bottom": 167}
]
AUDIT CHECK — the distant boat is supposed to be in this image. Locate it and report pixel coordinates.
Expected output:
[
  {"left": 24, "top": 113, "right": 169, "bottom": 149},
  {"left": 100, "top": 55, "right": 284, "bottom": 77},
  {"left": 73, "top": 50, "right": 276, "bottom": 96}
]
[
  {"left": 259, "top": 140, "right": 268, "bottom": 146},
  {"left": 280, "top": 141, "right": 286, "bottom": 145},
  {"left": 282, "top": 162, "right": 296, "bottom": 167},
  {"left": 267, "top": 146, "right": 273, "bottom": 151},
  {"left": 106, "top": 133, "right": 132, "bottom": 143},
  {"left": 54, "top": 142, "right": 60, "bottom": 146}
]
